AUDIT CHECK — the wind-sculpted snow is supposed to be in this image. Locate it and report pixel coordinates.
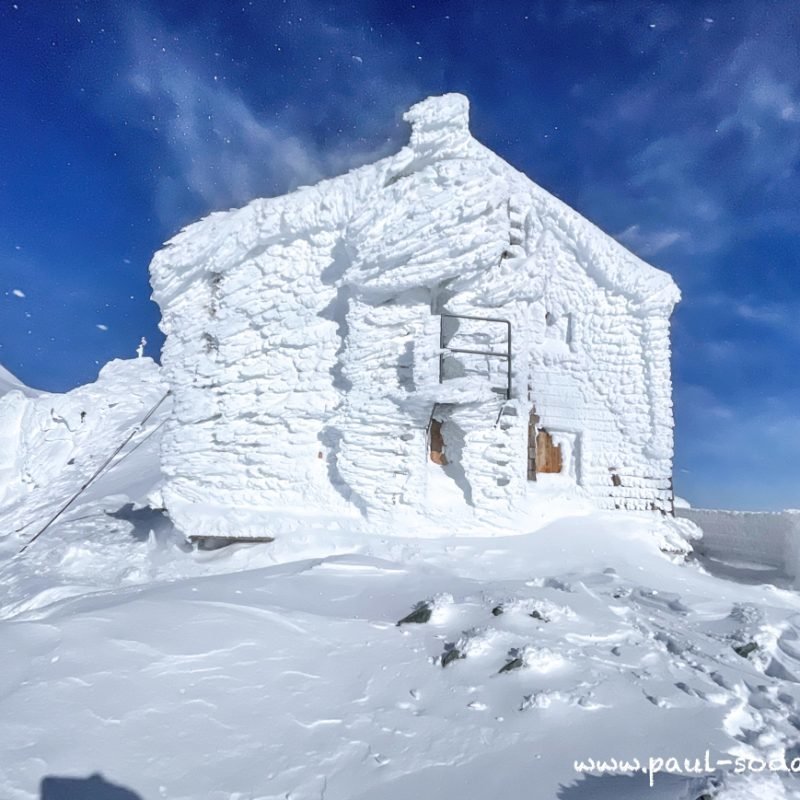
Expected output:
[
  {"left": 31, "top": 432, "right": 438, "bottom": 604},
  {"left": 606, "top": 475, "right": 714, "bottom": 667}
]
[
  {"left": 0, "top": 364, "right": 38, "bottom": 398},
  {"left": 1, "top": 360, "right": 798, "bottom": 799},
  {"left": 0, "top": 358, "right": 168, "bottom": 537},
  {"left": 150, "top": 93, "right": 681, "bottom": 541},
  {"left": 1, "top": 506, "right": 800, "bottom": 799}
]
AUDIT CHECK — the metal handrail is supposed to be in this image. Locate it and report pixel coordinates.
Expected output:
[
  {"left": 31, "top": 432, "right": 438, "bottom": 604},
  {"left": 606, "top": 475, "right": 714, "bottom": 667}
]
[{"left": 439, "top": 313, "right": 512, "bottom": 400}]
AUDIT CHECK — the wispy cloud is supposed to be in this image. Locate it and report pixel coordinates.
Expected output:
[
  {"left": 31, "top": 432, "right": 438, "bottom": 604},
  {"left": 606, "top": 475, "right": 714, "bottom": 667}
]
[
  {"left": 675, "top": 383, "right": 800, "bottom": 510},
  {"left": 691, "top": 292, "right": 800, "bottom": 341},
  {"left": 128, "top": 54, "right": 324, "bottom": 213},
  {"left": 576, "top": 4, "right": 800, "bottom": 258},
  {"left": 110, "top": 6, "right": 420, "bottom": 225},
  {"left": 615, "top": 224, "right": 690, "bottom": 256}
]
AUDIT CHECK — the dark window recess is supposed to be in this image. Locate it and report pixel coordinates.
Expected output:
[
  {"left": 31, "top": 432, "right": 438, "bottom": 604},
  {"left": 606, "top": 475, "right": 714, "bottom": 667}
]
[{"left": 545, "top": 311, "right": 571, "bottom": 345}]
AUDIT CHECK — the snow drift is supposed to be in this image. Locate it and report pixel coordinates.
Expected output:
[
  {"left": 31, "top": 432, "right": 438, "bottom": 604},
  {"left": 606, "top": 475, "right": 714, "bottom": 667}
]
[{"left": 0, "top": 358, "right": 168, "bottom": 536}]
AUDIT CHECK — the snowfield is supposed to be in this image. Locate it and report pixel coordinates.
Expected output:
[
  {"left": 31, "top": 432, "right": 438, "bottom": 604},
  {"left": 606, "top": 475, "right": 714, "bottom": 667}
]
[{"left": 2, "top": 361, "right": 800, "bottom": 799}]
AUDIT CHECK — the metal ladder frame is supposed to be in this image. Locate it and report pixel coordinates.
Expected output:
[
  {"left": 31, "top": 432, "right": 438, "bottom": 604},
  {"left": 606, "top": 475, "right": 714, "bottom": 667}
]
[{"left": 438, "top": 313, "right": 512, "bottom": 400}]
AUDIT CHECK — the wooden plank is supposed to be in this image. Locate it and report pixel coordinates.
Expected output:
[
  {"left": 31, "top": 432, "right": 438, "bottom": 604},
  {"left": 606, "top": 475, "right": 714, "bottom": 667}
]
[
  {"left": 188, "top": 535, "right": 275, "bottom": 550},
  {"left": 527, "top": 411, "right": 539, "bottom": 481},
  {"left": 429, "top": 419, "right": 448, "bottom": 465}
]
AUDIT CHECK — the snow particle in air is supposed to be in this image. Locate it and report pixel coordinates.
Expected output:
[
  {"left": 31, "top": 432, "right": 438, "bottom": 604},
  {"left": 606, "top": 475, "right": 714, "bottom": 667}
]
[
  {"left": 12, "top": 289, "right": 26, "bottom": 298},
  {"left": 96, "top": 324, "right": 109, "bottom": 331}
]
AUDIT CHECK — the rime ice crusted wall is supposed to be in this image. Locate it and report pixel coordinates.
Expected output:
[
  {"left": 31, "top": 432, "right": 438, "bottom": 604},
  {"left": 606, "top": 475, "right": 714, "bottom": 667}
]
[{"left": 150, "top": 93, "right": 680, "bottom": 540}]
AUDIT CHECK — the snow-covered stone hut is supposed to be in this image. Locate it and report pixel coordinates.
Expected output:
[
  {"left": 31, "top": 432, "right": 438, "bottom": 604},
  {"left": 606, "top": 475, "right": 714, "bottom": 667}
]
[{"left": 150, "top": 94, "right": 680, "bottom": 541}]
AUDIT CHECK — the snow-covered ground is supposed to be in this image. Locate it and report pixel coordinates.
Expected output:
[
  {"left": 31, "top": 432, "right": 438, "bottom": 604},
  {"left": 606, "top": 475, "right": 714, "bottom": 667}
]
[{"left": 2, "top": 362, "right": 800, "bottom": 799}]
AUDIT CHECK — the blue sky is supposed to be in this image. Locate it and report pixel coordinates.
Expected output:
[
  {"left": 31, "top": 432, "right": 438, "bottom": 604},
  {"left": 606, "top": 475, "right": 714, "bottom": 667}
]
[{"left": 1, "top": 0, "right": 799, "bottom": 510}]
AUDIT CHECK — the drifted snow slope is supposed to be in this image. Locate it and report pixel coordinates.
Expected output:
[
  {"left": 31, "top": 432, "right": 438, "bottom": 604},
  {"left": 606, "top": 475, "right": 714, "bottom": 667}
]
[
  {"left": 0, "top": 364, "right": 38, "bottom": 398},
  {"left": 3, "top": 509, "right": 800, "bottom": 800},
  {"left": 0, "top": 363, "right": 800, "bottom": 800},
  {"left": 0, "top": 358, "right": 168, "bottom": 549}
]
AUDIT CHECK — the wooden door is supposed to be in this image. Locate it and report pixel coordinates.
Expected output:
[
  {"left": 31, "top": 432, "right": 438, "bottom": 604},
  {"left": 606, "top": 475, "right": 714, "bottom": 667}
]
[{"left": 528, "top": 415, "right": 562, "bottom": 479}]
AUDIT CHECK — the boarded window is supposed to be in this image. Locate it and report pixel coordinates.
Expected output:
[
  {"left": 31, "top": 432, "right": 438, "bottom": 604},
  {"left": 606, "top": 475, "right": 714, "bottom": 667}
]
[
  {"left": 537, "top": 430, "right": 563, "bottom": 473},
  {"left": 429, "top": 419, "right": 447, "bottom": 465},
  {"left": 545, "top": 311, "right": 572, "bottom": 345},
  {"left": 528, "top": 420, "right": 562, "bottom": 479}
]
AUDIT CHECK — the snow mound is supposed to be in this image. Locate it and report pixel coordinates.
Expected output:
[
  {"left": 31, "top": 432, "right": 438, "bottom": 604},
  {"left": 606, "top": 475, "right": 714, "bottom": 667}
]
[
  {"left": 0, "top": 362, "right": 38, "bottom": 398},
  {"left": 0, "top": 357, "right": 169, "bottom": 546}
]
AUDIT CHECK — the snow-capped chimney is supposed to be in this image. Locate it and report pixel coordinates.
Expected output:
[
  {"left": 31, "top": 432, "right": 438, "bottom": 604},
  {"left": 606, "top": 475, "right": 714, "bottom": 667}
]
[{"left": 402, "top": 93, "right": 472, "bottom": 158}]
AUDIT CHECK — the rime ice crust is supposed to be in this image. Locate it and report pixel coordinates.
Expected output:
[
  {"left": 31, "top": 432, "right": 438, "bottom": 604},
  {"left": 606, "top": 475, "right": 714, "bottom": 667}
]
[{"left": 149, "top": 93, "right": 680, "bottom": 540}]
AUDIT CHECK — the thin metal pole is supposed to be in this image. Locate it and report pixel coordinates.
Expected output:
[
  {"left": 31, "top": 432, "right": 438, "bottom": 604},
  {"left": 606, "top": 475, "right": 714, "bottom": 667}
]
[
  {"left": 437, "top": 313, "right": 513, "bottom": 399},
  {"left": 438, "top": 314, "right": 445, "bottom": 384},
  {"left": 506, "top": 319, "right": 512, "bottom": 400}
]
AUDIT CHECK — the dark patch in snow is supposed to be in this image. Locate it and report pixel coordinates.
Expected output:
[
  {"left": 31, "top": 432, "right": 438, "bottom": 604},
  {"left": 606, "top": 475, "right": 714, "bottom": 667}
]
[
  {"left": 41, "top": 772, "right": 142, "bottom": 799},
  {"left": 498, "top": 651, "right": 524, "bottom": 674},
  {"left": 733, "top": 641, "right": 758, "bottom": 659},
  {"left": 396, "top": 602, "right": 432, "bottom": 626},
  {"left": 441, "top": 643, "right": 463, "bottom": 667},
  {"left": 105, "top": 503, "right": 170, "bottom": 543}
]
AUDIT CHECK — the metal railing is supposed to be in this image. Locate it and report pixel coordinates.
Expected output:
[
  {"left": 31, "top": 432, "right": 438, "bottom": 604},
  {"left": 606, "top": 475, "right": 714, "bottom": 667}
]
[{"left": 438, "top": 313, "right": 512, "bottom": 400}]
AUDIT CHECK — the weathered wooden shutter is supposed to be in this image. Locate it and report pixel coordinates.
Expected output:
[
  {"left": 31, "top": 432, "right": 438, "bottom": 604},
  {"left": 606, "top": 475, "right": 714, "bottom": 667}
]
[
  {"left": 536, "top": 430, "right": 563, "bottom": 474},
  {"left": 429, "top": 419, "right": 447, "bottom": 465}
]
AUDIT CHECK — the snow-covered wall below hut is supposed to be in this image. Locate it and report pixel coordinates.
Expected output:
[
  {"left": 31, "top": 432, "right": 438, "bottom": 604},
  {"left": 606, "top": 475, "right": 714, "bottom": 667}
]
[
  {"left": 677, "top": 507, "right": 800, "bottom": 582},
  {"left": 150, "top": 93, "right": 679, "bottom": 540}
]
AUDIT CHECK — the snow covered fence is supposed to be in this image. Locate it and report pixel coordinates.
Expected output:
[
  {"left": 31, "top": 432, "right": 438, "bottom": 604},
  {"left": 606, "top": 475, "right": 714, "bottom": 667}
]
[{"left": 677, "top": 507, "right": 800, "bottom": 579}]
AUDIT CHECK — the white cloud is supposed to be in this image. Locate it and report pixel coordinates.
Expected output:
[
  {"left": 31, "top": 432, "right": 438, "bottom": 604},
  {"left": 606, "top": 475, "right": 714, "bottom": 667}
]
[
  {"left": 580, "top": 5, "right": 800, "bottom": 255},
  {"left": 615, "top": 224, "right": 690, "bottom": 256},
  {"left": 734, "top": 301, "right": 790, "bottom": 326},
  {"left": 117, "top": 9, "right": 419, "bottom": 224},
  {"left": 126, "top": 32, "right": 324, "bottom": 210}
]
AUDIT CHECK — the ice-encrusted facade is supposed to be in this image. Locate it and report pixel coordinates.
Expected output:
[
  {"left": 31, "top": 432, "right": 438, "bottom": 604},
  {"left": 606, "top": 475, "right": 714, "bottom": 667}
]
[{"left": 150, "top": 94, "right": 680, "bottom": 540}]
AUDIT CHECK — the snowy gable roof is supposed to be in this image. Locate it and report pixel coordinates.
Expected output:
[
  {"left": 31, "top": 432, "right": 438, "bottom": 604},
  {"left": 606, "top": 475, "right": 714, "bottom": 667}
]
[
  {"left": 340, "top": 94, "right": 680, "bottom": 311},
  {"left": 150, "top": 93, "right": 679, "bottom": 313}
]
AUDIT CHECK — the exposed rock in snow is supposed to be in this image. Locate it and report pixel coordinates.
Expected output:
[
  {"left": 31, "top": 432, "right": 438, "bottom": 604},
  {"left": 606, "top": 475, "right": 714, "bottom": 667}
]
[{"left": 150, "top": 93, "right": 681, "bottom": 542}]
